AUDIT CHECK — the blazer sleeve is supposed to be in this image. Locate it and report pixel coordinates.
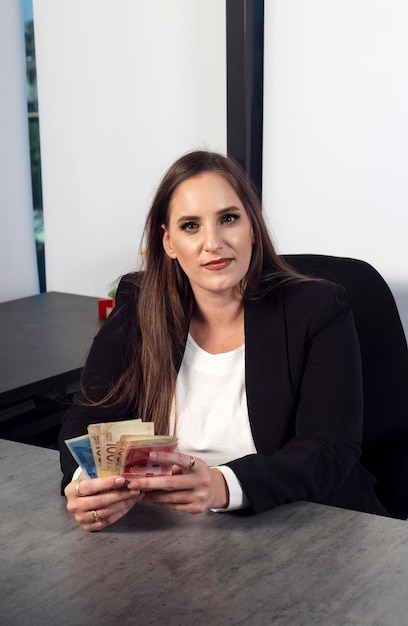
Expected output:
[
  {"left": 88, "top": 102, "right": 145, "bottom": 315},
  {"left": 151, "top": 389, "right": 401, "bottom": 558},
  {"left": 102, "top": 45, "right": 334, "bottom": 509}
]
[
  {"left": 58, "top": 277, "right": 138, "bottom": 491},
  {"left": 227, "top": 282, "right": 371, "bottom": 513}
]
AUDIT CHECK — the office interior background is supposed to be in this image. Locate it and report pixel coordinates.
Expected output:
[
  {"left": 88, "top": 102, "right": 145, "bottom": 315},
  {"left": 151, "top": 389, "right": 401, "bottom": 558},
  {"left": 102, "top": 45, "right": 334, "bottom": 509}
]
[{"left": 1, "top": 0, "right": 407, "bottom": 339}]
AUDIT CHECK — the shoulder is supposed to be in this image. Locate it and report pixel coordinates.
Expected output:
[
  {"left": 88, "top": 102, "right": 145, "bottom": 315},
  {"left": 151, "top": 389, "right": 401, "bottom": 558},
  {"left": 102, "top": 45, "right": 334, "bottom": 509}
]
[
  {"left": 283, "top": 281, "right": 351, "bottom": 335},
  {"left": 92, "top": 273, "right": 142, "bottom": 344},
  {"left": 251, "top": 278, "right": 347, "bottom": 310},
  {"left": 246, "top": 279, "right": 351, "bottom": 335},
  {"left": 281, "top": 279, "right": 347, "bottom": 312},
  {"left": 115, "top": 272, "right": 143, "bottom": 307}
]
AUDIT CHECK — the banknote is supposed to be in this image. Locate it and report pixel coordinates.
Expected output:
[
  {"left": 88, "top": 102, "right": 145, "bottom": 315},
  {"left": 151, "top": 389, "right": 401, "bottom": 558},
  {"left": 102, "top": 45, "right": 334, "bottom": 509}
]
[
  {"left": 64, "top": 434, "right": 98, "bottom": 479},
  {"left": 111, "top": 434, "right": 156, "bottom": 474},
  {"left": 99, "top": 420, "right": 154, "bottom": 475},
  {"left": 93, "top": 419, "right": 154, "bottom": 477},
  {"left": 87, "top": 423, "right": 102, "bottom": 476},
  {"left": 117, "top": 436, "right": 178, "bottom": 479}
]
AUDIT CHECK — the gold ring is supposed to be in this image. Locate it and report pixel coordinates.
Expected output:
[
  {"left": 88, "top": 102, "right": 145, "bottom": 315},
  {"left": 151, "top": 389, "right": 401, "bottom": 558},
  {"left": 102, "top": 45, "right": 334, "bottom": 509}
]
[
  {"left": 92, "top": 510, "right": 102, "bottom": 523},
  {"left": 75, "top": 481, "right": 84, "bottom": 497},
  {"left": 184, "top": 456, "right": 196, "bottom": 473}
]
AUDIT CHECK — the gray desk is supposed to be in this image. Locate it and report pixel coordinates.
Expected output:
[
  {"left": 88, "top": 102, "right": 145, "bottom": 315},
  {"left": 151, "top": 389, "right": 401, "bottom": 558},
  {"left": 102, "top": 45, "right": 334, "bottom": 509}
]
[
  {"left": 0, "top": 291, "right": 101, "bottom": 408},
  {"left": 1, "top": 439, "right": 408, "bottom": 625},
  {"left": 0, "top": 292, "right": 101, "bottom": 445}
]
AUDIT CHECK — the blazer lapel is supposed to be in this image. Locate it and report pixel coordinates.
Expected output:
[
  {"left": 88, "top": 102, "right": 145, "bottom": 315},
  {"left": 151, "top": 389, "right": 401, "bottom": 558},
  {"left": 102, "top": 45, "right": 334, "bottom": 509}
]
[{"left": 244, "top": 291, "right": 297, "bottom": 454}]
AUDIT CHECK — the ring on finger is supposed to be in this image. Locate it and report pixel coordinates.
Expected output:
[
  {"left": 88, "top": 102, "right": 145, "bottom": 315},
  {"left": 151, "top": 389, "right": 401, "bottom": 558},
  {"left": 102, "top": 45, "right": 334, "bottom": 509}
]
[
  {"left": 75, "top": 481, "right": 84, "bottom": 497},
  {"left": 92, "top": 510, "right": 102, "bottom": 523},
  {"left": 183, "top": 456, "right": 196, "bottom": 473}
]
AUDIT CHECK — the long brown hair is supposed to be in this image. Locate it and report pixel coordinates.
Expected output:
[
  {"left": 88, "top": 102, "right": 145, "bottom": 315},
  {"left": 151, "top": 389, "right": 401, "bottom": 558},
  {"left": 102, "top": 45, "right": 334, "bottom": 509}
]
[{"left": 79, "top": 150, "right": 307, "bottom": 433}]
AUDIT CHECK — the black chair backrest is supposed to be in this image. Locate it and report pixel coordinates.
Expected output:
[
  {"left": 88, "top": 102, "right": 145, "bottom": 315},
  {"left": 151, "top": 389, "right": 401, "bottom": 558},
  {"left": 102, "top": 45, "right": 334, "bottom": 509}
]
[{"left": 282, "top": 254, "right": 408, "bottom": 519}]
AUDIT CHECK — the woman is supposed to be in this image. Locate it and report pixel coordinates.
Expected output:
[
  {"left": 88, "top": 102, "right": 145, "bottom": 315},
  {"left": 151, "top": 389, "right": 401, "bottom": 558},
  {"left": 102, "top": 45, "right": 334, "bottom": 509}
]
[{"left": 60, "top": 150, "right": 386, "bottom": 531}]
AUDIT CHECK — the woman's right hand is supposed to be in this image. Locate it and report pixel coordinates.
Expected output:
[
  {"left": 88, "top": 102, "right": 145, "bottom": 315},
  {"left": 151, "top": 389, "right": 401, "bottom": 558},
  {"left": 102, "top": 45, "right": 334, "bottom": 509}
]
[{"left": 65, "top": 473, "right": 144, "bottom": 531}]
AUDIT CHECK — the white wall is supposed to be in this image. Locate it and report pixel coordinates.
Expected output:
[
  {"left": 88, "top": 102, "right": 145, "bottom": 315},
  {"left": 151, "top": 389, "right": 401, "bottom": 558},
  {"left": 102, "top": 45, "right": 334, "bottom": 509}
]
[
  {"left": 33, "top": 0, "right": 226, "bottom": 297},
  {"left": 263, "top": 0, "right": 408, "bottom": 336},
  {"left": 0, "top": 0, "right": 39, "bottom": 302}
]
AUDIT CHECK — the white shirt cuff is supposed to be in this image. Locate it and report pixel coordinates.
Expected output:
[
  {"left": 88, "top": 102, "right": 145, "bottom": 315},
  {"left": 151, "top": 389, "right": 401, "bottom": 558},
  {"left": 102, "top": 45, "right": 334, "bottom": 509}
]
[
  {"left": 72, "top": 466, "right": 82, "bottom": 481},
  {"left": 211, "top": 465, "right": 249, "bottom": 512}
]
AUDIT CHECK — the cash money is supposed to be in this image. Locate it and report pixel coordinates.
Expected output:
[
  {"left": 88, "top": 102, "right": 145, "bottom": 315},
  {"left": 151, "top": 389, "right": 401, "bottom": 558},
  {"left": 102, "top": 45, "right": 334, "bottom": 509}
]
[
  {"left": 98, "top": 420, "right": 154, "bottom": 476},
  {"left": 116, "top": 436, "right": 178, "bottom": 478},
  {"left": 65, "top": 420, "right": 177, "bottom": 479},
  {"left": 64, "top": 434, "right": 98, "bottom": 479}
]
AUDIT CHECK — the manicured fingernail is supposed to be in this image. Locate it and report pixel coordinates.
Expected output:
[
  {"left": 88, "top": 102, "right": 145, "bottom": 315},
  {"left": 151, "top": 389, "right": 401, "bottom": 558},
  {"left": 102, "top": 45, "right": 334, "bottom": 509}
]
[
  {"left": 115, "top": 477, "right": 125, "bottom": 486},
  {"left": 149, "top": 451, "right": 158, "bottom": 459}
]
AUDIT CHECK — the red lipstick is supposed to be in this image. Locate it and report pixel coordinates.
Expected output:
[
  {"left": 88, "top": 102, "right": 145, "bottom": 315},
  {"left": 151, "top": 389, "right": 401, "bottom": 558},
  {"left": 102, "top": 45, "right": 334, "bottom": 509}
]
[{"left": 203, "top": 259, "right": 232, "bottom": 270}]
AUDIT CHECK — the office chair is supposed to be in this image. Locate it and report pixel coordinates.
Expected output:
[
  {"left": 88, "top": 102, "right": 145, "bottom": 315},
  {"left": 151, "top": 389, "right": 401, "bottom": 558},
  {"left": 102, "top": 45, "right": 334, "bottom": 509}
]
[{"left": 282, "top": 254, "right": 408, "bottom": 519}]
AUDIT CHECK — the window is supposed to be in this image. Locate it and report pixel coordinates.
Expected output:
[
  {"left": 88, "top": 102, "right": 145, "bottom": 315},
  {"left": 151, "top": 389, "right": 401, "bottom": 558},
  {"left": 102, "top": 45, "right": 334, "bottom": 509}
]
[{"left": 24, "top": 0, "right": 45, "bottom": 292}]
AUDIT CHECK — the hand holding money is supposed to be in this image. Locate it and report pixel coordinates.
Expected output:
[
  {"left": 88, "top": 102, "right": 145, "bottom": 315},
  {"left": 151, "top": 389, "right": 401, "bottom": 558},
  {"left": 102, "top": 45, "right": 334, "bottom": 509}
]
[
  {"left": 64, "top": 420, "right": 177, "bottom": 532},
  {"left": 126, "top": 449, "right": 230, "bottom": 513},
  {"left": 65, "top": 419, "right": 178, "bottom": 479},
  {"left": 65, "top": 473, "right": 142, "bottom": 531}
]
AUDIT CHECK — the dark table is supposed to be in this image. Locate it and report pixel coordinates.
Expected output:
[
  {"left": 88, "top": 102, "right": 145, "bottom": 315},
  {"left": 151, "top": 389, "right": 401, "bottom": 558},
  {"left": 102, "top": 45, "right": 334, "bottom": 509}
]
[
  {"left": 0, "top": 291, "right": 101, "bottom": 408},
  {"left": 1, "top": 439, "right": 408, "bottom": 625},
  {"left": 0, "top": 292, "right": 101, "bottom": 446}
]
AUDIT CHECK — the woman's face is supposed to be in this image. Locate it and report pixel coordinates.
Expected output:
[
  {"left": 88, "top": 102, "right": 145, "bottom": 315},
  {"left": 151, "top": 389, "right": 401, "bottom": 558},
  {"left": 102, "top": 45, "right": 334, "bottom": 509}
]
[{"left": 162, "top": 172, "right": 254, "bottom": 300}]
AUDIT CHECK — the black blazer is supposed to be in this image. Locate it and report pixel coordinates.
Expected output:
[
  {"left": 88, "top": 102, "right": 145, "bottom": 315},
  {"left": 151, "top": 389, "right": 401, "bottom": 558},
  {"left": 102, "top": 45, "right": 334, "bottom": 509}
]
[{"left": 59, "top": 276, "right": 385, "bottom": 515}]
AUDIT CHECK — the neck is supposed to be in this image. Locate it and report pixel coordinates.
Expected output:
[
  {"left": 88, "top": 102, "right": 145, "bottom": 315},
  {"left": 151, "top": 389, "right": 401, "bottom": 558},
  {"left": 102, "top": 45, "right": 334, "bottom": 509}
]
[{"left": 189, "top": 290, "right": 245, "bottom": 353}]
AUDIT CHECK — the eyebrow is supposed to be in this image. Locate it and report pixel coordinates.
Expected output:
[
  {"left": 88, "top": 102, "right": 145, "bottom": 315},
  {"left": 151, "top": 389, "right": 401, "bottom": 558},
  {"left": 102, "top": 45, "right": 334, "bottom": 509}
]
[{"left": 175, "top": 206, "right": 242, "bottom": 225}]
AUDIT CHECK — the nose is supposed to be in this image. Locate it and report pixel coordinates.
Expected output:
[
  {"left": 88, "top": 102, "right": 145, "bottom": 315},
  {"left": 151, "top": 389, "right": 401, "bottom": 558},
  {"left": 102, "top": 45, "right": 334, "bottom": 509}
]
[{"left": 203, "top": 225, "right": 223, "bottom": 253}]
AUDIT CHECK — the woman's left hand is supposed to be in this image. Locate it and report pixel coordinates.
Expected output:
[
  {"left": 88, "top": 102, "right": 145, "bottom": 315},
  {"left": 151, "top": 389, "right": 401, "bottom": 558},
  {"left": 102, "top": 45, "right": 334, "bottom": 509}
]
[{"left": 125, "top": 451, "right": 229, "bottom": 514}]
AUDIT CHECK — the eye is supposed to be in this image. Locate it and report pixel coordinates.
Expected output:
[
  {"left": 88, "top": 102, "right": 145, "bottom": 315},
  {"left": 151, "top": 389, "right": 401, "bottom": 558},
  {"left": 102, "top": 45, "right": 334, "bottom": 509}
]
[
  {"left": 180, "top": 221, "right": 199, "bottom": 232},
  {"left": 220, "top": 213, "right": 240, "bottom": 224}
]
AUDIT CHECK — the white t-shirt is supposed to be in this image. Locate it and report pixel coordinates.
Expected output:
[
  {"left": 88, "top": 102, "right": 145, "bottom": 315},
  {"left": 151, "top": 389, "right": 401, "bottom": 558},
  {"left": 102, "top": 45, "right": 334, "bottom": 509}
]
[{"left": 170, "top": 333, "right": 257, "bottom": 510}]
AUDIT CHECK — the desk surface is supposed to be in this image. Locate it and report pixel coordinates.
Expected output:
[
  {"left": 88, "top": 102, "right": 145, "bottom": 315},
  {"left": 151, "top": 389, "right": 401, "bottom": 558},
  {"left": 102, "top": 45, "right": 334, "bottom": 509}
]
[
  {"left": 0, "top": 292, "right": 101, "bottom": 407},
  {"left": 1, "top": 439, "right": 408, "bottom": 626}
]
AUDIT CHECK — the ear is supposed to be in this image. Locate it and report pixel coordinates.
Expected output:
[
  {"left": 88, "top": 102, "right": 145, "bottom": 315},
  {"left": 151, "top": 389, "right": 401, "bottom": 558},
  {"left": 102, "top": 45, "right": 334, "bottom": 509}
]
[{"left": 161, "top": 224, "right": 177, "bottom": 259}]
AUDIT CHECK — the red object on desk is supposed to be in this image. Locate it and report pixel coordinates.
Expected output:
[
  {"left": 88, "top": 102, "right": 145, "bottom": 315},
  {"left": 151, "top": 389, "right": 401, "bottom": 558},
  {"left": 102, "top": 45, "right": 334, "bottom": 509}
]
[{"left": 98, "top": 298, "right": 115, "bottom": 320}]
